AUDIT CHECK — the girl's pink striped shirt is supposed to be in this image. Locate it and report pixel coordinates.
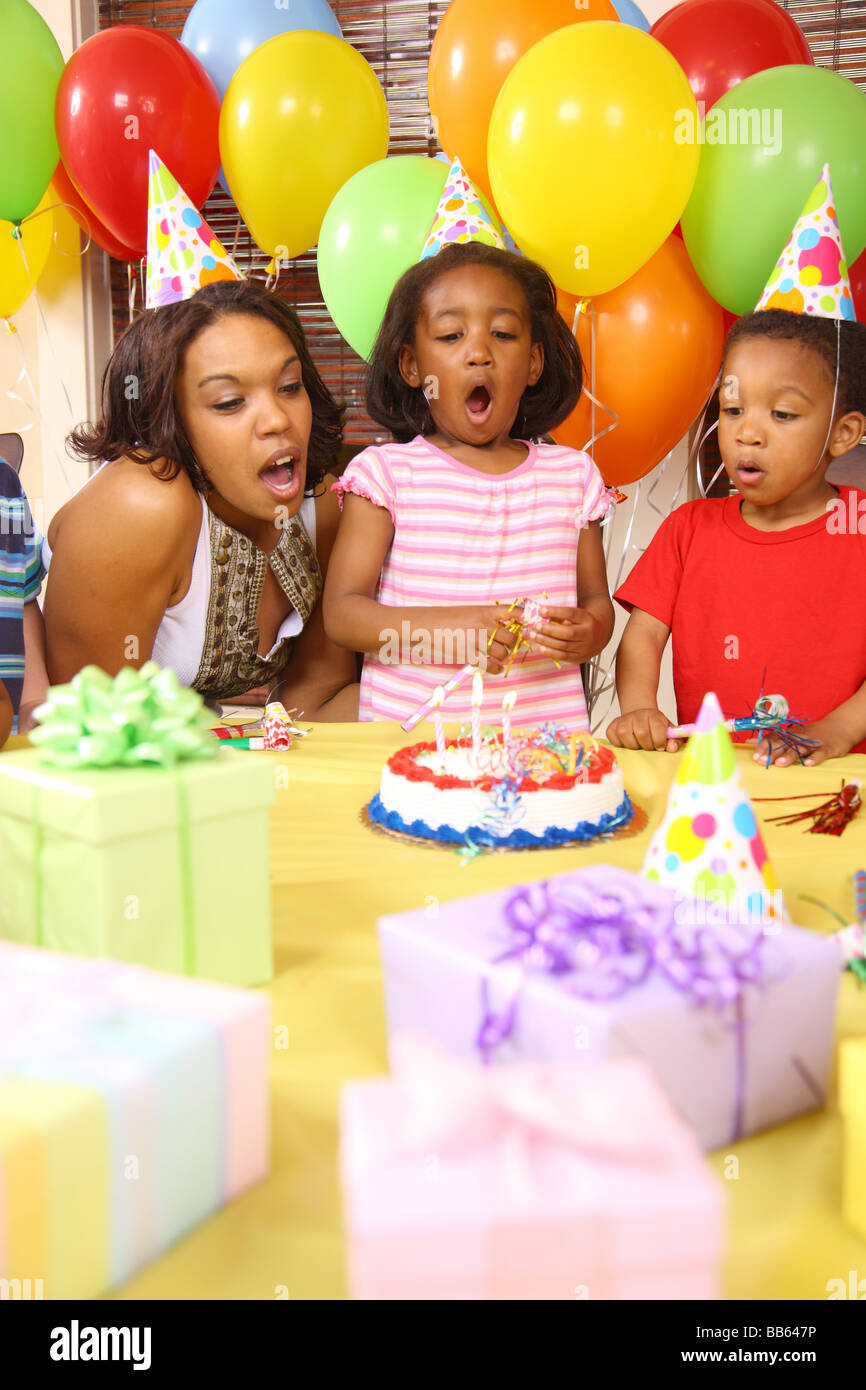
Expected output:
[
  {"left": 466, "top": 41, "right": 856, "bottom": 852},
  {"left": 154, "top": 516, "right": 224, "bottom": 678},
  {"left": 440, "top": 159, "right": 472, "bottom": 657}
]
[{"left": 332, "top": 435, "right": 612, "bottom": 728}]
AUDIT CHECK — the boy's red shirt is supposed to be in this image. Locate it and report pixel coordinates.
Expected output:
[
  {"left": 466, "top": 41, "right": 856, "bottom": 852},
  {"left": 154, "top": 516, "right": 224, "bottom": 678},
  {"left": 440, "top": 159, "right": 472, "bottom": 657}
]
[{"left": 614, "top": 487, "right": 866, "bottom": 754}]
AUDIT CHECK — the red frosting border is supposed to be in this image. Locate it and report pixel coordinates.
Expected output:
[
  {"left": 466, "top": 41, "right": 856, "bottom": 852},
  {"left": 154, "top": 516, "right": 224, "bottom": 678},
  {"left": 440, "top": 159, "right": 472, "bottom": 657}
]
[{"left": 386, "top": 736, "right": 617, "bottom": 792}]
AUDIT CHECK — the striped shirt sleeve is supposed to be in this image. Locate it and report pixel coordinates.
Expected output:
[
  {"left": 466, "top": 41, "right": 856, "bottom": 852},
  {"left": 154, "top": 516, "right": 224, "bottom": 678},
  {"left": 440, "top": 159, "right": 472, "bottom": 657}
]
[
  {"left": 332, "top": 447, "right": 397, "bottom": 525},
  {"left": 576, "top": 454, "right": 614, "bottom": 526}
]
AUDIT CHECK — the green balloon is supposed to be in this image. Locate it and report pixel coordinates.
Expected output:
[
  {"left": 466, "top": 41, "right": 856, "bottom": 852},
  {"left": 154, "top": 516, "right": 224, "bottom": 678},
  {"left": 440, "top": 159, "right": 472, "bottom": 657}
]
[
  {"left": 0, "top": 0, "right": 64, "bottom": 222},
  {"left": 318, "top": 156, "right": 453, "bottom": 362},
  {"left": 681, "top": 65, "right": 866, "bottom": 316}
]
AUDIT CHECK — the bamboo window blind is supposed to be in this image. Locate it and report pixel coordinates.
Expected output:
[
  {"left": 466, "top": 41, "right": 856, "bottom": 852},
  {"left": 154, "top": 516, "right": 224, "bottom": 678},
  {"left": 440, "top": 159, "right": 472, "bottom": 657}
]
[{"left": 97, "top": 1, "right": 866, "bottom": 448}]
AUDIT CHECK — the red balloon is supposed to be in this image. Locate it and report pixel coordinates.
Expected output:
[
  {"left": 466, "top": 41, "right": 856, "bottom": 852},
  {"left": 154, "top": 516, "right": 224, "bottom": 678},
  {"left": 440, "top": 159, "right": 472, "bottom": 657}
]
[
  {"left": 52, "top": 161, "right": 139, "bottom": 262},
  {"left": 851, "top": 249, "right": 866, "bottom": 322},
  {"left": 651, "top": 0, "right": 812, "bottom": 112},
  {"left": 55, "top": 27, "right": 220, "bottom": 256}
]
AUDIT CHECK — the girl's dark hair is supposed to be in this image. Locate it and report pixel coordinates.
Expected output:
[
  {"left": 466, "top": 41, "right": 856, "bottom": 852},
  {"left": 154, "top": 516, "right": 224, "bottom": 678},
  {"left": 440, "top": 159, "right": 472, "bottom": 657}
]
[
  {"left": 69, "top": 279, "right": 344, "bottom": 494},
  {"left": 366, "top": 242, "right": 583, "bottom": 441},
  {"left": 723, "top": 308, "right": 866, "bottom": 417}
]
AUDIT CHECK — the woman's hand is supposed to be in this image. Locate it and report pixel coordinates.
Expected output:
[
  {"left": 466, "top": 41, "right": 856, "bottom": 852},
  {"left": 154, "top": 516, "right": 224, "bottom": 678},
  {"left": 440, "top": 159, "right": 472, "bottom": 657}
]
[
  {"left": 606, "top": 707, "right": 681, "bottom": 752},
  {"left": 755, "top": 714, "right": 859, "bottom": 768}
]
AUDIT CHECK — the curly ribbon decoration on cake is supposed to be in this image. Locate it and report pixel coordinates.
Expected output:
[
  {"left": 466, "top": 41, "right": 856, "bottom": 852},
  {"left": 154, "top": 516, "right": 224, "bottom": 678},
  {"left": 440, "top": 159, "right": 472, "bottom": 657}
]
[
  {"left": 29, "top": 663, "right": 216, "bottom": 769},
  {"left": 477, "top": 879, "right": 773, "bottom": 1143}
]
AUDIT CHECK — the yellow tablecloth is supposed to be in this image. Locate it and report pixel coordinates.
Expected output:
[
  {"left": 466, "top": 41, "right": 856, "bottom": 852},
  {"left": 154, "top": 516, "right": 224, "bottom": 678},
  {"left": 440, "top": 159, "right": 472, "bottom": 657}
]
[{"left": 7, "top": 724, "right": 866, "bottom": 1299}]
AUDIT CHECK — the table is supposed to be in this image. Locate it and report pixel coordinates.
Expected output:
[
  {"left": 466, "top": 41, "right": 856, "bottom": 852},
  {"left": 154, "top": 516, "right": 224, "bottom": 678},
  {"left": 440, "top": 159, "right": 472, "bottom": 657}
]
[{"left": 9, "top": 723, "right": 866, "bottom": 1300}]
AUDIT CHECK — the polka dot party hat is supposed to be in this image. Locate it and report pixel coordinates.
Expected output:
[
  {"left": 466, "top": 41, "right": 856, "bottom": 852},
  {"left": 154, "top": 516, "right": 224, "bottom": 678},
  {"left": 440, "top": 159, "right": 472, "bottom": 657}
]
[
  {"left": 755, "top": 163, "right": 856, "bottom": 322},
  {"left": 641, "top": 692, "right": 786, "bottom": 925},
  {"left": 146, "top": 150, "right": 243, "bottom": 309},
  {"left": 419, "top": 156, "right": 505, "bottom": 261}
]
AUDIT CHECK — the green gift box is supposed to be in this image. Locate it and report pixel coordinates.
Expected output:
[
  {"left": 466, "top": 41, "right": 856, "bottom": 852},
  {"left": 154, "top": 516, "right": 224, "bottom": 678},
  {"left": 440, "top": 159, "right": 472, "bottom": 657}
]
[{"left": 0, "top": 747, "right": 275, "bottom": 985}]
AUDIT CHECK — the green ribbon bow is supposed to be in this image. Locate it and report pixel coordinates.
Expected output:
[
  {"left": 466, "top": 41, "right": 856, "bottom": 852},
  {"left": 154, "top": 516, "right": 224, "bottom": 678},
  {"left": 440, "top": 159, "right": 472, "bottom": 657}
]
[{"left": 28, "top": 662, "right": 217, "bottom": 770}]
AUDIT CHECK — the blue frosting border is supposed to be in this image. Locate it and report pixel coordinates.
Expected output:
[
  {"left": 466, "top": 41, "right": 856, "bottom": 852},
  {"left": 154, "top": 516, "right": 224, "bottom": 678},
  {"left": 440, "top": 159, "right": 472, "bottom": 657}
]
[{"left": 366, "top": 792, "right": 634, "bottom": 848}]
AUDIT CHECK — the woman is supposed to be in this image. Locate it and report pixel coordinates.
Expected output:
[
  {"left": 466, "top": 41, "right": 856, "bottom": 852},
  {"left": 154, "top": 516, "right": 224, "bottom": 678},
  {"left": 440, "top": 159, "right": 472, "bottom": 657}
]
[{"left": 45, "top": 280, "right": 358, "bottom": 718}]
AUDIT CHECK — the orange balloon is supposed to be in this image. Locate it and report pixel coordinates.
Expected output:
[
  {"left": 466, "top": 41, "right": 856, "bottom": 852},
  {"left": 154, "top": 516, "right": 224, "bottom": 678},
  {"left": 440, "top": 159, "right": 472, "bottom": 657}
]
[
  {"left": 554, "top": 236, "right": 725, "bottom": 487},
  {"left": 428, "top": 0, "right": 619, "bottom": 204}
]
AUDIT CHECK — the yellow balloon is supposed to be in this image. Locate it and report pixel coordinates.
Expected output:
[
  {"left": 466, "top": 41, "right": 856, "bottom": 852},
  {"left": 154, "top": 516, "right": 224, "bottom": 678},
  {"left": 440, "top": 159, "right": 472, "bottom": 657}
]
[
  {"left": 220, "top": 31, "right": 389, "bottom": 259},
  {"left": 0, "top": 188, "right": 54, "bottom": 318},
  {"left": 488, "top": 22, "right": 700, "bottom": 297}
]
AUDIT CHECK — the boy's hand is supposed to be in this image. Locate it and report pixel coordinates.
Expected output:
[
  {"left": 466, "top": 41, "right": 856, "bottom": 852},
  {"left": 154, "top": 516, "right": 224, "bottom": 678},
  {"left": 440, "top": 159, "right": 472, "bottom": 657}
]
[
  {"left": 525, "top": 605, "right": 603, "bottom": 665},
  {"left": 606, "top": 707, "right": 681, "bottom": 753},
  {"left": 755, "top": 714, "right": 859, "bottom": 768}
]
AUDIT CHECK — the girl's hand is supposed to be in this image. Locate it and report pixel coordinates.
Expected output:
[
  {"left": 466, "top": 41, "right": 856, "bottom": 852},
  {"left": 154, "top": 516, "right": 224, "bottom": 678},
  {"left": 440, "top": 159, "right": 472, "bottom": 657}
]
[
  {"left": 755, "top": 714, "right": 860, "bottom": 768},
  {"left": 525, "top": 605, "right": 604, "bottom": 665},
  {"left": 606, "top": 707, "right": 681, "bottom": 753},
  {"left": 463, "top": 604, "right": 522, "bottom": 675}
]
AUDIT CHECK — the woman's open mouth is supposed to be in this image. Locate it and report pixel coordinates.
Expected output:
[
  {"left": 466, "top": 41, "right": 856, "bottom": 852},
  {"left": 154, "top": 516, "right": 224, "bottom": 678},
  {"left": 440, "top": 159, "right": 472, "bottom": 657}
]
[
  {"left": 465, "top": 384, "right": 493, "bottom": 425},
  {"left": 259, "top": 454, "right": 302, "bottom": 501}
]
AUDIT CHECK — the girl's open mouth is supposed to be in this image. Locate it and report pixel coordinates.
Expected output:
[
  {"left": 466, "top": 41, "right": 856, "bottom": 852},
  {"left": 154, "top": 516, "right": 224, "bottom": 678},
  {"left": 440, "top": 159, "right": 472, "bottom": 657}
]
[
  {"left": 260, "top": 455, "right": 302, "bottom": 501},
  {"left": 466, "top": 385, "right": 493, "bottom": 424}
]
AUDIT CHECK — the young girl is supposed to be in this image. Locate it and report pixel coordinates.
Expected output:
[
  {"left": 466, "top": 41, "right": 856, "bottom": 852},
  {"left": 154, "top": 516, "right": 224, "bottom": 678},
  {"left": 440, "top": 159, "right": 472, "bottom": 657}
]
[
  {"left": 608, "top": 308, "right": 866, "bottom": 765},
  {"left": 323, "top": 242, "right": 614, "bottom": 728},
  {"left": 45, "top": 280, "right": 358, "bottom": 719}
]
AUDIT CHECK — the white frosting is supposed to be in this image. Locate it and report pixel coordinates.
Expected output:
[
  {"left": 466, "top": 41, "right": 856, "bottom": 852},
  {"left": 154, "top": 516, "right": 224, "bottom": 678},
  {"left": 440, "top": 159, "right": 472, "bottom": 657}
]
[{"left": 377, "top": 744, "right": 626, "bottom": 841}]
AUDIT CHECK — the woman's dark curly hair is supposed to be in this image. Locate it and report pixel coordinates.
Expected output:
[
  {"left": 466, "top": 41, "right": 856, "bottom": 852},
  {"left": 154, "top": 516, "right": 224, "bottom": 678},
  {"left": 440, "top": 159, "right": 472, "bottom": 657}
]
[
  {"left": 723, "top": 308, "right": 866, "bottom": 417},
  {"left": 69, "top": 279, "right": 344, "bottom": 494},
  {"left": 366, "top": 242, "right": 583, "bottom": 441}
]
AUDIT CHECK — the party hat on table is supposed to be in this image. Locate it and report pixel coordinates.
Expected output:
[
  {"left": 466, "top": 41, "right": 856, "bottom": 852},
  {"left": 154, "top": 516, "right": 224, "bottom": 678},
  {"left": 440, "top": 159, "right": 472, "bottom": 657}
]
[
  {"left": 419, "top": 156, "right": 505, "bottom": 260},
  {"left": 146, "top": 150, "right": 243, "bottom": 309},
  {"left": 641, "top": 692, "right": 786, "bottom": 924},
  {"left": 263, "top": 701, "right": 294, "bottom": 751},
  {"left": 755, "top": 163, "right": 856, "bottom": 322}
]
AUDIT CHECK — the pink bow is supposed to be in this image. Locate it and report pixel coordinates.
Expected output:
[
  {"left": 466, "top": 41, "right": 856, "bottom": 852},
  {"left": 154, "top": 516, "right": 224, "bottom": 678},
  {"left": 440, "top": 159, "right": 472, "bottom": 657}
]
[{"left": 390, "top": 1033, "right": 671, "bottom": 1174}]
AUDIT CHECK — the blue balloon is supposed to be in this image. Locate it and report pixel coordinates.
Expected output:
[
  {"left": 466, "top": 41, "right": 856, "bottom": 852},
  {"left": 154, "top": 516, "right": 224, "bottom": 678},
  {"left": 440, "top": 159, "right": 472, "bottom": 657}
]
[
  {"left": 612, "top": 0, "right": 651, "bottom": 31},
  {"left": 182, "top": 0, "right": 342, "bottom": 196},
  {"left": 181, "top": 0, "right": 342, "bottom": 104}
]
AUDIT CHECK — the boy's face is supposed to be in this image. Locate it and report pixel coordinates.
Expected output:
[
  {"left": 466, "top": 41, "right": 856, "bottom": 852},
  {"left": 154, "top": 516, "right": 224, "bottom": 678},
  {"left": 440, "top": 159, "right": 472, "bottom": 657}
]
[{"left": 718, "top": 336, "right": 863, "bottom": 510}]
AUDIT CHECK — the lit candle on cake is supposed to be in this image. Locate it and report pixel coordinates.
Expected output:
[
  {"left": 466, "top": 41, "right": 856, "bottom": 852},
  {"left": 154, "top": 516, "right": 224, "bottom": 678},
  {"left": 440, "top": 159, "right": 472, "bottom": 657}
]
[
  {"left": 501, "top": 691, "right": 517, "bottom": 770},
  {"left": 431, "top": 686, "right": 447, "bottom": 768},
  {"left": 471, "top": 671, "right": 483, "bottom": 764}
]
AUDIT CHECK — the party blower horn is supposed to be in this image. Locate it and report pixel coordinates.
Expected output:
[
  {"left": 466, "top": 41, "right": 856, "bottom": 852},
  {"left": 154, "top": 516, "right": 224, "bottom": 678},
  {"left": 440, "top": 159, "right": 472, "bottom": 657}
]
[{"left": 641, "top": 691, "right": 786, "bottom": 926}]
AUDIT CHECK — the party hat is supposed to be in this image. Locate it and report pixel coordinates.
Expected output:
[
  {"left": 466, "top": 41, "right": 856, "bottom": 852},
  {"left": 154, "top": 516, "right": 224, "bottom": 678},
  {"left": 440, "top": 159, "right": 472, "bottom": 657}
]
[
  {"left": 641, "top": 692, "right": 786, "bottom": 924},
  {"left": 419, "top": 156, "right": 505, "bottom": 261},
  {"left": 755, "top": 164, "right": 856, "bottom": 321},
  {"left": 146, "top": 150, "right": 243, "bottom": 309}
]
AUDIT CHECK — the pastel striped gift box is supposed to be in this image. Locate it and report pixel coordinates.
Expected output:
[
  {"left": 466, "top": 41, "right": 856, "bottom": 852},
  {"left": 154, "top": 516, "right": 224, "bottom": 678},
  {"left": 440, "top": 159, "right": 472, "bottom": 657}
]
[{"left": 0, "top": 942, "right": 269, "bottom": 1298}]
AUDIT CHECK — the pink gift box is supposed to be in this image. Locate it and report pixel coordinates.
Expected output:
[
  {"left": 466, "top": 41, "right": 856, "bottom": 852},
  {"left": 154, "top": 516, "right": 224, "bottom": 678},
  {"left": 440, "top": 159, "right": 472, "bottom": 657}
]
[{"left": 340, "top": 1039, "right": 725, "bottom": 1300}]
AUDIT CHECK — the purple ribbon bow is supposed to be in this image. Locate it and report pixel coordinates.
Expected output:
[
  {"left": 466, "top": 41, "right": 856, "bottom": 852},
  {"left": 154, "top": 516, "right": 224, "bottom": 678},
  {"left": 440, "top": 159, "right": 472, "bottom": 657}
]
[{"left": 477, "top": 878, "right": 772, "bottom": 1143}]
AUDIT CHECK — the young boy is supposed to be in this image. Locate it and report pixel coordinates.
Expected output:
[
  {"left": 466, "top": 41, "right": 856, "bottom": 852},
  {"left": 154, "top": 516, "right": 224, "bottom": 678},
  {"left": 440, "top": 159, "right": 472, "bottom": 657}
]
[
  {"left": 1, "top": 454, "right": 49, "bottom": 737},
  {"left": 607, "top": 306, "right": 866, "bottom": 767}
]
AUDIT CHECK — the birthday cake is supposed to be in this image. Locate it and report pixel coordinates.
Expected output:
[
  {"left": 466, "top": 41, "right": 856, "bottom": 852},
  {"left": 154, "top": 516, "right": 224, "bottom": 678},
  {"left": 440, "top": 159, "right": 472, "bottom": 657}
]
[{"left": 366, "top": 729, "right": 633, "bottom": 849}]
